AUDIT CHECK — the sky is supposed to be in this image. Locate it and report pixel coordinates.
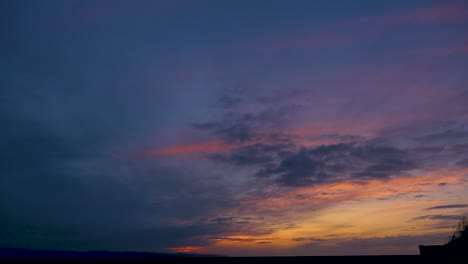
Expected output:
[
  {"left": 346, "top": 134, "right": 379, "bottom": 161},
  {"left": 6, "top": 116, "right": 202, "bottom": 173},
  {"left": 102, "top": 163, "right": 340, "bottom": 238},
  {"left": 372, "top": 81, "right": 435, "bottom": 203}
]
[{"left": 1, "top": 0, "right": 467, "bottom": 256}]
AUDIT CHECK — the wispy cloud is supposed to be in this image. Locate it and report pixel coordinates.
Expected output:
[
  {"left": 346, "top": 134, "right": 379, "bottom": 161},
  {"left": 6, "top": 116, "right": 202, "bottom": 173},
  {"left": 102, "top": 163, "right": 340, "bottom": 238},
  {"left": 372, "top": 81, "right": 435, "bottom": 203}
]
[
  {"left": 237, "top": 170, "right": 467, "bottom": 216},
  {"left": 140, "top": 140, "right": 227, "bottom": 157},
  {"left": 379, "top": 1, "right": 468, "bottom": 24},
  {"left": 410, "top": 214, "right": 464, "bottom": 221},
  {"left": 424, "top": 204, "right": 468, "bottom": 210}
]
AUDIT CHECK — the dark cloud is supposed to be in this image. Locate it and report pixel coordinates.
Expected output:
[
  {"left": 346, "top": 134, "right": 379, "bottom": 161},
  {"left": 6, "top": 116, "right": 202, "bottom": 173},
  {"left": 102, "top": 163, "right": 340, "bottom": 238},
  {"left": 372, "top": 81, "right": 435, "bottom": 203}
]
[
  {"left": 208, "top": 216, "right": 297, "bottom": 237},
  {"left": 218, "top": 123, "right": 252, "bottom": 142},
  {"left": 209, "top": 237, "right": 272, "bottom": 244},
  {"left": 0, "top": 113, "right": 247, "bottom": 252},
  {"left": 351, "top": 158, "right": 415, "bottom": 180},
  {"left": 193, "top": 114, "right": 255, "bottom": 143},
  {"left": 0, "top": 115, "right": 84, "bottom": 179},
  {"left": 209, "top": 237, "right": 257, "bottom": 242},
  {"left": 308, "top": 134, "right": 364, "bottom": 143},
  {"left": 455, "top": 158, "right": 468, "bottom": 168},
  {"left": 216, "top": 95, "right": 242, "bottom": 109},
  {"left": 416, "top": 129, "right": 468, "bottom": 144},
  {"left": 254, "top": 141, "right": 417, "bottom": 187},
  {"left": 450, "top": 144, "right": 468, "bottom": 155},
  {"left": 211, "top": 143, "right": 294, "bottom": 166},
  {"left": 274, "top": 149, "right": 329, "bottom": 186},
  {"left": 192, "top": 104, "right": 299, "bottom": 143},
  {"left": 410, "top": 214, "right": 463, "bottom": 221},
  {"left": 376, "top": 122, "right": 468, "bottom": 171},
  {"left": 424, "top": 204, "right": 468, "bottom": 210},
  {"left": 409, "top": 147, "right": 445, "bottom": 154},
  {"left": 307, "top": 143, "right": 354, "bottom": 158},
  {"left": 254, "top": 104, "right": 302, "bottom": 126},
  {"left": 295, "top": 194, "right": 311, "bottom": 200},
  {"left": 292, "top": 237, "right": 325, "bottom": 242}
]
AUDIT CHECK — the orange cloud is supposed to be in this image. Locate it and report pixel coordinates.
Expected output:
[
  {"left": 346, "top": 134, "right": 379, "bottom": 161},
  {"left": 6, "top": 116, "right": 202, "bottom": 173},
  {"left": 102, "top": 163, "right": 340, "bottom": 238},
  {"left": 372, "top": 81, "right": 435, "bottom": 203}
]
[
  {"left": 165, "top": 246, "right": 206, "bottom": 254},
  {"left": 141, "top": 139, "right": 227, "bottom": 157},
  {"left": 240, "top": 168, "right": 468, "bottom": 213}
]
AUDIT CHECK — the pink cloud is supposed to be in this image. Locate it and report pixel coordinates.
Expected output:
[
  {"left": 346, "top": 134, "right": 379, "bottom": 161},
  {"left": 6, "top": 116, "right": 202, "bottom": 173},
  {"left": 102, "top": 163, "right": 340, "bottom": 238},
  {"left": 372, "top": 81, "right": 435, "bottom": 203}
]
[
  {"left": 382, "top": 1, "right": 468, "bottom": 24},
  {"left": 140, "top": 139, "right": 227, "bottom": 157},
  {"left": 345, "top": 1, "right": 468, "bottom": 26},
  {"left": 251, "top": 2, "right": 467, "bottom": 53}
]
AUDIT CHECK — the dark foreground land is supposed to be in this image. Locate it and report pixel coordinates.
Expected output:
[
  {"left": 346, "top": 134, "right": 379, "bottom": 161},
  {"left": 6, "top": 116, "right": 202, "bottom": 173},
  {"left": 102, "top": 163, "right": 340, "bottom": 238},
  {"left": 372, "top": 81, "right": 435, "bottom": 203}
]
[{"left": 0, "top": 248, "right": 458, "bottom": 263}]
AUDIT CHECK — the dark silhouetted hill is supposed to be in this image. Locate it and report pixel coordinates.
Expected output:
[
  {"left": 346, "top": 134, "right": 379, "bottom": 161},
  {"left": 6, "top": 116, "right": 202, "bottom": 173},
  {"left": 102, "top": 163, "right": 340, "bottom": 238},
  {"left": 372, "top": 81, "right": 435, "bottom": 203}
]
[{"left": 0, "top": 247, "right": 223, "bottom": 259}]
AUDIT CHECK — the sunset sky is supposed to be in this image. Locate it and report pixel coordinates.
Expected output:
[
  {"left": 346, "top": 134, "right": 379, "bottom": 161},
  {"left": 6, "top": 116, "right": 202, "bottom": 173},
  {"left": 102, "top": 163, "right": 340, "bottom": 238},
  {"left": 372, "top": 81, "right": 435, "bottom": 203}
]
[{"left": 1, "top": 0, "right": 467, "bottom": 256}]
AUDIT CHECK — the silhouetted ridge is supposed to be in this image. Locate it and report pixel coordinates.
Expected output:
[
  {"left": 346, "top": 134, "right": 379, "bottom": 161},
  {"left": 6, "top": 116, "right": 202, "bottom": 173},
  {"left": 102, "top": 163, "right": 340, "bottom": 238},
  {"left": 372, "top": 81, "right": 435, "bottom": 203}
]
[{"left": 0, "top": 247, "right": 223, "bottom": 259}]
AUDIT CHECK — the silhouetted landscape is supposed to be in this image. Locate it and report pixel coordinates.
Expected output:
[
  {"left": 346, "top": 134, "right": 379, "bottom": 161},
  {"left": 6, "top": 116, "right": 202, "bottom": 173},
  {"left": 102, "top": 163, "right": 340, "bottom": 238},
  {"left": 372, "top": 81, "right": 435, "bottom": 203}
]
[
  {"left": 0, "top": 248, "right": 457, "bottom": 264},
  {"left": 0, "top": 247, "right": 223, "bottom": 259},
  {"left": 2, "top": 218, "right": 466, "bottom": 261}
]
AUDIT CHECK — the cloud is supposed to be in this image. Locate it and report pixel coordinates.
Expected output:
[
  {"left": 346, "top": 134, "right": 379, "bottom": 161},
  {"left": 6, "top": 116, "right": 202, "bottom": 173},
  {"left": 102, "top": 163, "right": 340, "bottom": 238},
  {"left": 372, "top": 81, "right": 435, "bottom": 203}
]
[
  {"left": 381, "top": 1, "right": 468, "bottom": 24},
  {"left": 218, "top": 123, "right": 252, "bottom": 143},
  {"left": 211, "top": 143, "right": 293, "bottom": 166},
  {"left": 351, "top": 158, "right": 416, "bottom": 180},
  {"left": 424, "top": 204, "right": 468, "bottom": 210},
  {"left": 0, "top": 113, "right": 250, "bottom": 252},
  {"left": 251, "top": 2, "right": 468, "bottom": 54},
  {"left": 455, "top": 158, "right": 468, "bottom": 168},
  {"left": 209, "top": 237, "right": 258, "bottom": 243},
  {"left": 141, "top": 140, "right": 226, "bottom": 157},
  {"left": 410, "top": 214, "right": 464, "bottom": 221},
  {"left": 215, "top": 95, "right": 242, "bottom": 109},
  {"left": 207, "top": 216, "right": 298, "bottom": 237},
  {"left": 292, "top": 237, "right": 325, "bottom": 242},
  {"left": 450, "top": 144, "right": 468, "bottom": 155},
  {"left": 193, "top": 114, "right": 255, "bottom": 143},
  {"left": 192, "top": 103, "right": 299, "bottom": 144},
  {"left": 415, "top": 129, "right": 468, "bottom": 145},
  {"left": 273, "top": 149, "right": 330, "bottom": 186},
  {"left": 255, "top": 141, "right": 417, "bottom": 187},
  {"left": 341, "top": 1, "right": 468, "bottom": 30}
]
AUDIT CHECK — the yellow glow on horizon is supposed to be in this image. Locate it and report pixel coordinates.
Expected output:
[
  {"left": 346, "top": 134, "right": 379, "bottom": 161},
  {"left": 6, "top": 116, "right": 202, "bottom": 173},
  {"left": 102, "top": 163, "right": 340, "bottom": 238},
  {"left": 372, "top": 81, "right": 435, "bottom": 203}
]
[{"left": 208, "top": 168, "right": 467, "bottom": 253}]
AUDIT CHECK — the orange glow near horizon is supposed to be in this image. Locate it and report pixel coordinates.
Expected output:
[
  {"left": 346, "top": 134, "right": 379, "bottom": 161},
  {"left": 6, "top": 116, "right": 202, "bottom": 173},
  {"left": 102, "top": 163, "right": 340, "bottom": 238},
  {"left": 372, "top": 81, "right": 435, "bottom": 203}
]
[
  {"left": 132, "top": 124, "right": 468, "bottom": 255},
  {"left": 166, "top": 246, "right": 207, "bottom": 254},
  {"left": 204, "top": 167, "right": 467, "bottom": 254}
]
